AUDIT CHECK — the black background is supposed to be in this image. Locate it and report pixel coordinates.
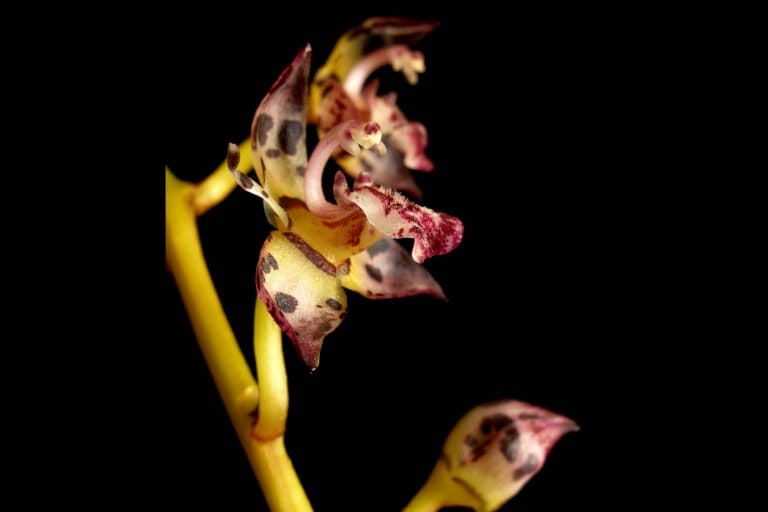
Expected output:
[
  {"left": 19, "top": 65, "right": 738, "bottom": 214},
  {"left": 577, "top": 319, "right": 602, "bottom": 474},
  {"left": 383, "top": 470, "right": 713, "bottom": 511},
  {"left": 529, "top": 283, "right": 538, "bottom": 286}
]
[{"left": 159, "top": 7, "right": 662, "bottom": 511}]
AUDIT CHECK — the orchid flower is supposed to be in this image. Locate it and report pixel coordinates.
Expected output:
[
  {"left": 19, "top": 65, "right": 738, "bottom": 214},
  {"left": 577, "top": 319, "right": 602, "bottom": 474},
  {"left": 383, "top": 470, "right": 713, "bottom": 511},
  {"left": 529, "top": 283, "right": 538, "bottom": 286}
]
[
  {"left": 228, "top": 45, "right": 463, "bottom": 369},
  {"left": 406, "top": 400, "right": 579, "bottom": 511},
  {"left": 308, "top": 17, "right": 438, "bottom": 199}
]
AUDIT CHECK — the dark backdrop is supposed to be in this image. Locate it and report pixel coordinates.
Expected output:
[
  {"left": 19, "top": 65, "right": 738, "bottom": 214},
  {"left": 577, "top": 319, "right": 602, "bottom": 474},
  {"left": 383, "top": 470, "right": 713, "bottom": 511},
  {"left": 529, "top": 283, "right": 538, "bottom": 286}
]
[{"left": 160, "top": 8, "right": 657, "bottom": 511}]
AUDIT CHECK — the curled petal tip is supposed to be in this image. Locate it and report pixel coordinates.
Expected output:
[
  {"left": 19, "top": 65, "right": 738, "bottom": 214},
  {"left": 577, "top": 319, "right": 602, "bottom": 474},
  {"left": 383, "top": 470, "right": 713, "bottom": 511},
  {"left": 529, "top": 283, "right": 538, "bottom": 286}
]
[
  {"left": 226, "top": 142, "right": 240, "bottom": 169},
  {"left": 292, "top": 43, "right": 312, "bottom": 65}
]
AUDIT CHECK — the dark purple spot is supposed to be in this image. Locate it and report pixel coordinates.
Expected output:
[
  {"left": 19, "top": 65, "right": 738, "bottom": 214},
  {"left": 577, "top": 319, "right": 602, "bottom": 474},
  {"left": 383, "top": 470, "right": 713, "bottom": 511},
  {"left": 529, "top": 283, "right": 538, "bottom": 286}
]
[
  {"left": 227, "top": 144, "right": 240, "bottom": 169},
  {"left": 365, "top": 264, "right": 383, "bottom": 282},
  {"left": 513, "top": 454, "right": 540, "bottom": 480},
  {"left": 366, "top": 238, "right": 389, "bottom": 257},
  {"left": 500, "top": 427, "right": 520, "bottom": 462},
  {"left": 266, "top": 149, "right": 280, "bottom": 158},
  {"left": 266, "top": 253, "right": 278, "bottom": 270},
  {"left": 236, "top": 173, "right": 252, "bottom": 190},
  {"left": 260, "top": 259, "right": 271, "bottom": 274},
  {"left": 275, "top": 292, "right": 298, "bottom": 313},
  {"left": 465, "top": 434, "right": 478, "bottom": 447},
  {"left": 255, "top": 114, "right": 273, "bottom": 147},
  {"left": 278, "top": 120, "right": 302, "bottom": 155},
  {"left": 481, "top": 414, "right": 513, "bottom": 435},
  {"left": 296, "top": 165, "right": 306, "bottom": 177},
  {"left": 471, "top": 446, "right": 487, "bottom": 460},
  {"left": 284, "top": 232, "right": 336, "bottom": 276},
  {"left": 325, "top": 298, "right": 342, "bottom": 310}
]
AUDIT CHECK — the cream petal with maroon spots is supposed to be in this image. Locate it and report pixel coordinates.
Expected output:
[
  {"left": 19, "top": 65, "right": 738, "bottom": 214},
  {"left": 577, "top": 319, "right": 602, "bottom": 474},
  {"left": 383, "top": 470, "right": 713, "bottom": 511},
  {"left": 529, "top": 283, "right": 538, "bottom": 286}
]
[
  {"left": 423, "top": 400, "right": 579, "bottom": 511},
  {"left": 256, "top": 231, "right": 348, "bottom": 370},
  {"left": 250, "top": 44, "right": 311, "bottom": 209},
  {"left": 339, "top": 237, "right": 445, "bottom": 300}
]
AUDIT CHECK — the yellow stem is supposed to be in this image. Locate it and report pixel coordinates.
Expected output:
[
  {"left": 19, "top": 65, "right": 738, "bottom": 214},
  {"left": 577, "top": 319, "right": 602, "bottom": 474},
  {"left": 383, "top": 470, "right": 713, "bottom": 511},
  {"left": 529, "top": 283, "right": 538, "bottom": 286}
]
[
  {"left": 193, "top": 139, "right": 253, "bottom": 216},
  {"left": 253, "top": 297, "right": 289, "bottom": 440},
  {"left": 403, "top": 459, "right": 482, "bottom": 512},
  {"left": 165, "top": 169, "right": 256, "bottom": 417},
  {"left": 166, "top": 167, "right": 311, "bottom": 511},
  {"left": 246, "top": 437, "right": 312, "bottom": 511}
]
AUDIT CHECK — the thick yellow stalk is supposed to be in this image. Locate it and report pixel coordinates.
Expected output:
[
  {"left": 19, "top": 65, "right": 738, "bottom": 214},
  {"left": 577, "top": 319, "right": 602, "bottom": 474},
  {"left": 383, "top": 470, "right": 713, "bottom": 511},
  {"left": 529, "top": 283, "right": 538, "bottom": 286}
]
[
  {"left": 165, "top": 165, "right": 311, "bottom": 512},
  {"left": 403, "top": 459, "right": 483, "bottom": 512},
  {"left": 165, "top": 169, "right": 256, "bottom": 418}
]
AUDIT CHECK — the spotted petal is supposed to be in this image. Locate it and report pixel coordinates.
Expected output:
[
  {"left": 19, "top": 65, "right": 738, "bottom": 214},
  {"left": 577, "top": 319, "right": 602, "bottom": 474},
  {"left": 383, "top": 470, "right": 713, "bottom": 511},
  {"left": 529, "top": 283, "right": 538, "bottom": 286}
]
[
  {"left": 340, "top": 237, "right": 445, "bottom": 300},
  {"left": 251, "top": 44, "right": 311, "bottom": 208},
  {"left": 333, "top": 173, "right": 464, "bottom": 264},
  {"left": 256, "top": 231, "right": 348, "bottom": 369},
  {"left": 413, "top": 400, "right": 578, "bottom": 511}
]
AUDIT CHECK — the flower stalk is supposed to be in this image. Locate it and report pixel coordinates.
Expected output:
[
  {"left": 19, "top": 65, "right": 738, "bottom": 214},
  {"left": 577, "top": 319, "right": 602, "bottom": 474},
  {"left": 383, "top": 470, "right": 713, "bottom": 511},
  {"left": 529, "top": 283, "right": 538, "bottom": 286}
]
[{"left": 165, "top": 158, "right": 311, "bottom": 511}]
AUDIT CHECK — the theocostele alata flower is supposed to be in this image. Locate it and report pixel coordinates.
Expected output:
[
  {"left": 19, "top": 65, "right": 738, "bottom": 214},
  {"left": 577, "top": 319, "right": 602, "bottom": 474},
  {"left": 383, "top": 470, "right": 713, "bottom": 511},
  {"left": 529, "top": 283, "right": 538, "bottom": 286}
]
[
  {"left": 413, "top": 400, "right": 578, "bottom": 511},
  {"left": 228, "top": 45, "right": 463, "bottom": 369},
  {"left": 309, "top": 17, "right": 438, "bottom": 199}
]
